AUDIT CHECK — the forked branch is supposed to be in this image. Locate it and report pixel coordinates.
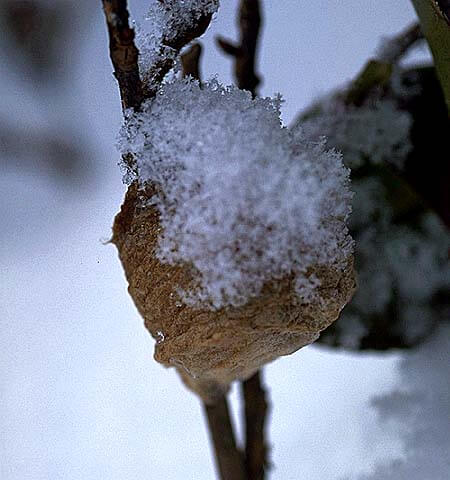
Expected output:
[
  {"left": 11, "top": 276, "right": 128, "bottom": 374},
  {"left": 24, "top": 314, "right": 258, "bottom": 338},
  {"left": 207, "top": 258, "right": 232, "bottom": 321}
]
[{"left": 216, "top": 0, "right": 262, "bottom": 95}]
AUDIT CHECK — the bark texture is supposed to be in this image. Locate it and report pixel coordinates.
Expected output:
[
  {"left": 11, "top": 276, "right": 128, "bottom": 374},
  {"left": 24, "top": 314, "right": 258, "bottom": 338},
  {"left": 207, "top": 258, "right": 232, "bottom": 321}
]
[{"left": 102, "top": 0, "right": 143, "bottom": 110}]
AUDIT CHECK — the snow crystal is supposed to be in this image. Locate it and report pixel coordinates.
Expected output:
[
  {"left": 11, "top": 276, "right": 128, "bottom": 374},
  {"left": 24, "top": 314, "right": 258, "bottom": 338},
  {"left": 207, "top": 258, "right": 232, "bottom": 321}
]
[
  {"left": 118, "top": 78, "right": 353, "bottom": 309},
  {"left": 148, "top": 0, "right": 219, "bottom": 41},
  {"left": 298, "top": 98, "right": 412, "bottom": 170}
]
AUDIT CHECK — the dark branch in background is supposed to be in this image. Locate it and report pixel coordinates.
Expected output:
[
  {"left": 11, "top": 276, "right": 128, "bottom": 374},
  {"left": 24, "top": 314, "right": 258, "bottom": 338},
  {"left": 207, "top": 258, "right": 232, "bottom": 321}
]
[
  {"left": 102, "top": 0, "right": 143, "bottom": 110},
  {"left": 216, "top": 0, "right": 262, "bottom": 95},
  {"left": 203, "top": 398, "right": 247, "bottom": 480},
  {"left": 217, "top": 2, "right": 269, "bottom": 479},
  {"left": 0, "top": 120, "right": 88, "bottom": 181},
  {"left": 345, "top": 22, "right": 423, "bottom": 107},
  {"left": 181, "top": 43, "right": 203, "bottom": 80},
  {"left": 242, "top": 371, "right": 269, "bottom": 480},
  {"left": 303, "top": 19, "right": 450, "bottom": 350},
  {"left": 377, "top": 22, "right": 423, "bottom": 64}
]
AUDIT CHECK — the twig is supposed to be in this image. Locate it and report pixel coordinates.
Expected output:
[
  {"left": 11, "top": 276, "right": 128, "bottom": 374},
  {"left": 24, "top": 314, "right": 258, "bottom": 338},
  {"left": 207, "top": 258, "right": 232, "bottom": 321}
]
[
  {"left": 242, "top": 371, "right": 269, "bottom": 480},
  {"left": 102, "top": 0, "right": 215, "bottom": 107},
  {"left": 217, "top": 2, "right": 270, "bottom": 478},
  {"left": 344, "top": 22, "right": 426, "bottom": 107},
  {"left": 203, "top": 396, "right": 247, "bottom": 480},
  {"left": 102, "top": 0, "right": 143, "bottom": 110},
  {"left": 102, "top": 1, "right": 215, "bottom": 171},
  {"left": 345, "top": 22, "right": 424, "bottom": 107},
  {"left": 344, "top": 60, "right": 393, "bottom": 107},
  {"left": 181, "top": 43, "right": 203, "bottom": 80},
  {"left": 216, "top": 0, "right": 262, "bottom": 95},
  {"left": 377, "top": 22, "right": 423, "bottom": 64},
  {"left": 144, "top": 3, "right": 214, "bottom": 98}
]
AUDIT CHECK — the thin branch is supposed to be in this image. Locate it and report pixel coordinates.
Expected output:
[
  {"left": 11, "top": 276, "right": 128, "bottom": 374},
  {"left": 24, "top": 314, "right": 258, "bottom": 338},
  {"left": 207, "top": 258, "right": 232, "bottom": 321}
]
[
  {"left": 344, "top": 60, "right": 393, "bottom": 107},
  {"left": 144, "top": 4, "right": 214, "bottom": 98},
  {"left": 102, "top": 0, "right": 215, "bottom": 107},
  {"left": 242, "top": 371, "right": 269, "bottom": 480},
  {"left": 181, "top": 42, "right": 203, "bottom": 80},
  {"left": 102, "top": 0, "right": 143, "bottom": 110},
  {"left": 377, "top": 22, "right": 423, "bottom": 64},
  {"left": 345, "top": 22, "right": 424, "bottom": 107},
  {"left": 216, "top": 0, "right": 262, "bottom": 95},
  {"left": 203, "top": 396, "right": 247, "bottom": 480}
]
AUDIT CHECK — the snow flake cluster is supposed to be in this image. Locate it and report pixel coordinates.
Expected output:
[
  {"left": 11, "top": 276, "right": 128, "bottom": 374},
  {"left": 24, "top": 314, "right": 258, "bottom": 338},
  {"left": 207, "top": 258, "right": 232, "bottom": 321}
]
[
  {"left": 118, "top": 78, "right": 353, "bottom": 309},
  {"left": 151, "top": 0, "right": 219, "bottom": 40},
  {"left": 299, "top": 97, "right": 412, "bottom": 170},
  {"left": 136, "top": 0, "right": 219, "bottom": 89}
]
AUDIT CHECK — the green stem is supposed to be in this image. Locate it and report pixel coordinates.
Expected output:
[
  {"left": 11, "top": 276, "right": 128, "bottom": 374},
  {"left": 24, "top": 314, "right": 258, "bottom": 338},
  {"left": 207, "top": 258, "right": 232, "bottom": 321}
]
[{"left": 411, "top": 0, "right": 450, "bottom": 115}]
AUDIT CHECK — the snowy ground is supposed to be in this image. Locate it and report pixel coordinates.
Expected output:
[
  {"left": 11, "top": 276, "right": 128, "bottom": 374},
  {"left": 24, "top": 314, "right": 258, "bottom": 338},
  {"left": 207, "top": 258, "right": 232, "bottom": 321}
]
[{"left": 2, "top": 1, "right": 447, "bottom": 479}]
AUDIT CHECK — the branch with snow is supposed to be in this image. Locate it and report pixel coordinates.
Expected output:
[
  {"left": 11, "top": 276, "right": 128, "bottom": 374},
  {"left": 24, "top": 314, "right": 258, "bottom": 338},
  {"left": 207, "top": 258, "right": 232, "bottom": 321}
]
[
  {"left": 137, "top": 0, "right": 219, "bottom": 97},
  {"left": 102, "top": 0, "right": 219, "bottom": 108},
  {"left": 106, "top": 3, "right": 356, "bottom": 480}
]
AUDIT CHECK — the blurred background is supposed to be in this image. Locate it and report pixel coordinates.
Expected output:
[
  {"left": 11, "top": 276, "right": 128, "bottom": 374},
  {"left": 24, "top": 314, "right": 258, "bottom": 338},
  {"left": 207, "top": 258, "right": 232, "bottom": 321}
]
[{"left": 1, "top": 1, "right": 448, "bottom": 479}]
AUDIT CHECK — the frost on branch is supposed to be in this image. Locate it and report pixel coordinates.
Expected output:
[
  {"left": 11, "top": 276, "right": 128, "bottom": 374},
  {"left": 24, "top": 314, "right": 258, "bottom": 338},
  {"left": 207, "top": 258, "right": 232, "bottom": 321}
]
[
  {"left": 136, "top": 1, "right": 219, "bottom": 92},
  {"left": 118, "top": 78, "right": 353, "bottom": 309},
  {"left": 152, "top": 0, "right": 219, "bottom": 41}
]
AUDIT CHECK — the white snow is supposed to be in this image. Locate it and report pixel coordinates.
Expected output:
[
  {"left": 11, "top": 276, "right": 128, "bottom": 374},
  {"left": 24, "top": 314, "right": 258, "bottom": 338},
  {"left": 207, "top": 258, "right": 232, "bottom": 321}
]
[
  {"left": 148, "top": 0, "right": 219, "bottom": 39},
  {"left": 136, "top": 0, "right": 219, "bottom": 90},
  {"left": 351, "top": 325, "right": 450, "bottom": 480},
  {"left": 118, "top": 78, "right": 353, "bottom": 309},
  {"left": 299, "top": 98, "right": 412, "bottom": 170}
]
